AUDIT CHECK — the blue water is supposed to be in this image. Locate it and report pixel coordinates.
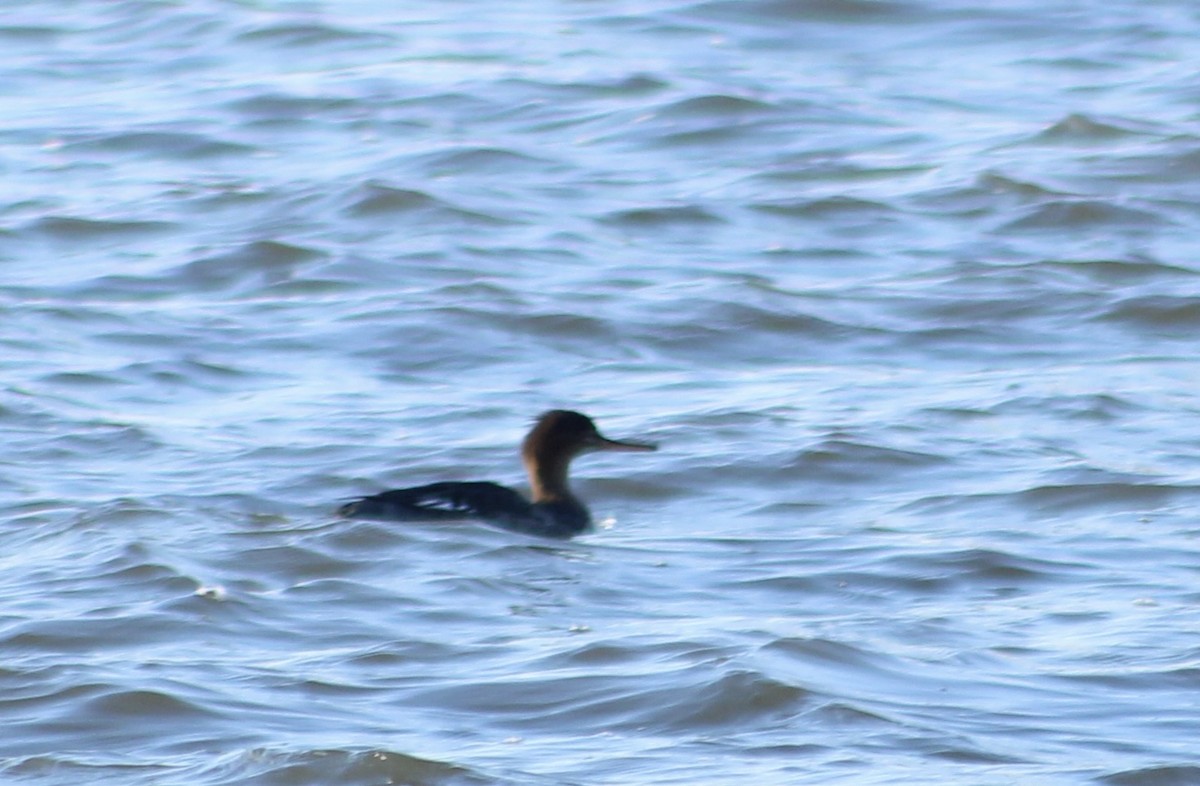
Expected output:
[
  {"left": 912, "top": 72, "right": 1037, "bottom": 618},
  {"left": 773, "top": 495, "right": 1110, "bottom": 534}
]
[{"left": 3, "top": 1, "right": 1200, "bottom": 784}]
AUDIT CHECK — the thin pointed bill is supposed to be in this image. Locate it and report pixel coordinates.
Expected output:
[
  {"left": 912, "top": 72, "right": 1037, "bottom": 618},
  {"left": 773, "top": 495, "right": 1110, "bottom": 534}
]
[{"left": 592, "top": 433, "right": 658, "bottom": 452}]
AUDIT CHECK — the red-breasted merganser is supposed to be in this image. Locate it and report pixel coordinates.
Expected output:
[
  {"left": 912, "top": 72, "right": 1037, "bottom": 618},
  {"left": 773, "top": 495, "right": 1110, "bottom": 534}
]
[{"left": 338, "top": 410, "right": 657, "bottom": 539}]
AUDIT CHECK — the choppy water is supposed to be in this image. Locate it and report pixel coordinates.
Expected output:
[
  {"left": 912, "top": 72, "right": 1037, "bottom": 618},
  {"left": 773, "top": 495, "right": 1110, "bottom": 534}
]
[{"left": 4, "top": 1, "right": 1200, "bottom": 784}]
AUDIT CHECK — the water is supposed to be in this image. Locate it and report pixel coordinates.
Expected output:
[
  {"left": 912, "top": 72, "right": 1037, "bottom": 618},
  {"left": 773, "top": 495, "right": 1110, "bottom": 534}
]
[{"left": 3, "top": 0, "right": 1200, "bottom": 783}]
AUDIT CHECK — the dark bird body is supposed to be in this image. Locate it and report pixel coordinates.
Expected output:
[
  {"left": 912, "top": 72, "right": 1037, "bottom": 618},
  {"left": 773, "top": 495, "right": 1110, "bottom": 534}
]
[{"left": 338, "top": 410, "right": 656, "bottom": 539}]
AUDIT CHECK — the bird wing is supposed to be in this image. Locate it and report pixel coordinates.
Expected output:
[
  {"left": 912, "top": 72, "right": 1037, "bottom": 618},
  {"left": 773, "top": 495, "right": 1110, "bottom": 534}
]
[{"left": 339, "top": 481, "right": 532, "bottom": 522}]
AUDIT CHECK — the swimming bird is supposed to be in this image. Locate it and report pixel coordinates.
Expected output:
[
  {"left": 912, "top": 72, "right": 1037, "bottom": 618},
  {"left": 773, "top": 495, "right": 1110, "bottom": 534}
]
[{"left": 338, "top": 410, "right": 657, "bottom": 539}]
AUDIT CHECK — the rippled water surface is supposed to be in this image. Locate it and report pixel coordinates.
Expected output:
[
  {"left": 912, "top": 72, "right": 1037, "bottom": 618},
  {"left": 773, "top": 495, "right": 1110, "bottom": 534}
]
[{"left": 4, "top": 1, "right": 1200, "bottom": 784}]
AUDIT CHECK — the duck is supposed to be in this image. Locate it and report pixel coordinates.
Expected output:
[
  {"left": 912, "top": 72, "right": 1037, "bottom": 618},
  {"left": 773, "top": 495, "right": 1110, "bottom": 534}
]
[{"left": 338, "top": 410, "right": 656, "bottom": 538}]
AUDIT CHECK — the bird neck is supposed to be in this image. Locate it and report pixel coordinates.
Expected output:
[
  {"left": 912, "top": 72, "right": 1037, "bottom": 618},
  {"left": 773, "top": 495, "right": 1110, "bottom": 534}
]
[{"left": 524, "top": 452, "right": 575, "bottom": 503}]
